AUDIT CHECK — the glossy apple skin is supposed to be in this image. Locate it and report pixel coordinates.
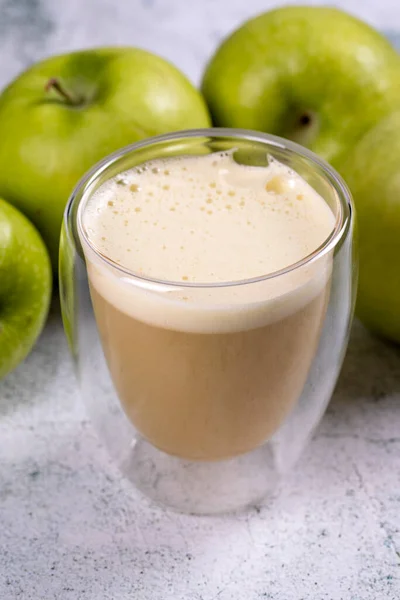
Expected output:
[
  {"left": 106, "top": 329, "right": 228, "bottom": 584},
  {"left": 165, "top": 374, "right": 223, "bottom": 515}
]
[
  {"left": 338, "top": 111, "right": 400, "bottom": 343},
  {"left": 0, "top": 199, "right": 52, "bottom": 379},
  {"left": 0, "top": 48, "right": 211, "bottom": 270},
  {"left": 202, "top": 7, "right": 400, "bottom": 166}
]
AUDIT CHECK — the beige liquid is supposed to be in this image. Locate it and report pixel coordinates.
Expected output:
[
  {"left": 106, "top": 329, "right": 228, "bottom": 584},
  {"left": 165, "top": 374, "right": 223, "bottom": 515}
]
[{"left": 81, "top": 153, "right": 335, "bottom": 461}]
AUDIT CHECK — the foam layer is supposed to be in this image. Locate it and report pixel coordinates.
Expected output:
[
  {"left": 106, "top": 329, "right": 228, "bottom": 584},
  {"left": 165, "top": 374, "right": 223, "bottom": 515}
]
[{"left": 79, "top": 152, "right": 335, "bottom": 333}]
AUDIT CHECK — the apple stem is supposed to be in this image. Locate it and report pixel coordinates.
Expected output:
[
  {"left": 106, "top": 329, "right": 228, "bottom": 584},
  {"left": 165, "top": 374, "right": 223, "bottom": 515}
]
[
  {"left": 299, "top": 113, "right": 312, "bottom": 127},
  {"left": 45, "top": 78, "right": 82, "bottom": 106}
]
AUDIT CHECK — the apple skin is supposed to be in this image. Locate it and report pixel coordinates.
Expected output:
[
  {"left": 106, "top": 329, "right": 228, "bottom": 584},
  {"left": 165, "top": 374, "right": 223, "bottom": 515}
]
[
  {"left": 0, "top": 199, "right": 52, "bottom": 379},
  {"left": 0, "top": 48, "right": 211, "bottom": 271},
  {"left": 202, "top": 6, "right": 400, "bottom": 167},
  {"left": 337, "top": 111, "right": 400, "bottom": 343}
]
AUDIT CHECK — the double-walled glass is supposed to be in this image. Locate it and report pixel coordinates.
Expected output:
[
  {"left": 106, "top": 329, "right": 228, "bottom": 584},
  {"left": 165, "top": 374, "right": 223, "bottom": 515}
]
[{"left": 60, "top": 129, "right": 356, "bottom": 514}]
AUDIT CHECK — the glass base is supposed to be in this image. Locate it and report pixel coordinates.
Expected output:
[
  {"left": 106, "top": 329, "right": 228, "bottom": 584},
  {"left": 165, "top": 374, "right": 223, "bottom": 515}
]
[{"left": 121, "top": 436, "right": 279, "bottom": 515}]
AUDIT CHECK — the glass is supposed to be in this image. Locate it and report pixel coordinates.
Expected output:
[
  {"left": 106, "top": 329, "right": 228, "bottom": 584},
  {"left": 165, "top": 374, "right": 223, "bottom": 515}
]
[{"left": 59, "top": 128, "right": 357, "bottom": 514}]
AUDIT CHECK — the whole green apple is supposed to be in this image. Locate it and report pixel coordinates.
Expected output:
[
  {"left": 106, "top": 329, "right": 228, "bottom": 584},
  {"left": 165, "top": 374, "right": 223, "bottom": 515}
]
[
  {"left": 338, "top": 111, "right": 400, "bottom": 343},
  {"left": 0, "top": 199, "right": 52, "bottom": 379},
  {"left": 202, "top": 6, "right": 400, "bottom": 166},
  {"left": 0, "top": 48, "right": 211, "bottom": 270}
]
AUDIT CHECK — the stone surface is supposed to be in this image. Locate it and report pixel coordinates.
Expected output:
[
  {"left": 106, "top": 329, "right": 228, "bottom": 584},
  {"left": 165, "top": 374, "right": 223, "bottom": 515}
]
[
  {"left": 2, "top": 306, "right": 400, "bottom": 599},
  {"left": 1, "top": 1, "right": 400, "bottom": 599}
]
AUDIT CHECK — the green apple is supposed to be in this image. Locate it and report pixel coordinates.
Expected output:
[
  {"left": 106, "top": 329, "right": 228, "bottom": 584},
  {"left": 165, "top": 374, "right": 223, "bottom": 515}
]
[
  {"left": 0, "top": 199, "right": 52, "bottom": 379},
  {"left": 0, "top": 48, "right": 211, "bottom": 271},
  {"left": 202, "top": 6, "right": 400, "bottom": 167},
  {"left": 338, "top": 111, "right": 400, "bottom": 343}
]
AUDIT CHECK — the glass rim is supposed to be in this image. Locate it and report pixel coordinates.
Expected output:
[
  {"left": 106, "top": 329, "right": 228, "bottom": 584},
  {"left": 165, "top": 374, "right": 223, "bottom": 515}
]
[{"left": 70, "top": 127, "right": 353, "bottom": 289}]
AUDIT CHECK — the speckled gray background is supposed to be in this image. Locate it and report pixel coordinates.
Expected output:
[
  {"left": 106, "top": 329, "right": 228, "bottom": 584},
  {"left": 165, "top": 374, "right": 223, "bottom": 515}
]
[{"left": 1, "top": 1, "right": 400, "bottom": 599}]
